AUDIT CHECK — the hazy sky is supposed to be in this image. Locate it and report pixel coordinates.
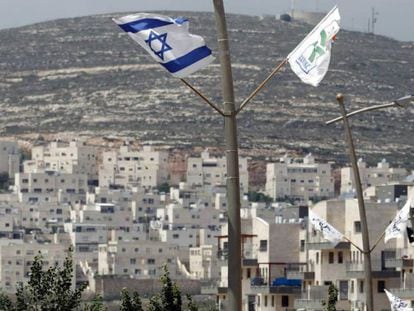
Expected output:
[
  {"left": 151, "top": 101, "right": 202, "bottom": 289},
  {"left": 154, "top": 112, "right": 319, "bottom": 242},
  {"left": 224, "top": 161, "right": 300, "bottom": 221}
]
[{"left": 0, "top": 0, "right": 413, "bottom": 41}]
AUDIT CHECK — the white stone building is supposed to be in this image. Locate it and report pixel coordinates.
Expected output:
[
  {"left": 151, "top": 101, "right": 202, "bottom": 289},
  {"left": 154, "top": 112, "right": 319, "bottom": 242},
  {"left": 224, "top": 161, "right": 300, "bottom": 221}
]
[
  {"left": 99, "top": 145, "right": 169, "bottom": 190},
  {"left": 265, "top": 154, "right": 334, "bottom": 202},
  {"left": 341, "top": 158, "right": 408, "bottom": 194},
  {"left": 0, "top": 239, "right": 70, "bottom": 293},
  {"left": 98, "top": 240, "right": 181, "bottom": 279},
  {"left": 0, "top": 141, "right": 20, "bottom": 177},
  {"left": 24, "top": 140, "right": 98, "bottom": 182},
  {"left": 186, "top": 150, "right": 249, "bottom": 194},
  {"left": 14, "top": 171, "right": 88, "bottom": 204}
]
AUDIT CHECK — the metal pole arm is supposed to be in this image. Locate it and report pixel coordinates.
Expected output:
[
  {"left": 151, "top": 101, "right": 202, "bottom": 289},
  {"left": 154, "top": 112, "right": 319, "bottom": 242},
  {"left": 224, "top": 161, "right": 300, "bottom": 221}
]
[
  {"left": 180, "top": 79, "right": 225, "bottom": 116},
  {"left": 236, "top": 58, "right": 288, "bottom": 115},
  {"left": 326, "top": 94, "right": 413, "bottom": 125}
]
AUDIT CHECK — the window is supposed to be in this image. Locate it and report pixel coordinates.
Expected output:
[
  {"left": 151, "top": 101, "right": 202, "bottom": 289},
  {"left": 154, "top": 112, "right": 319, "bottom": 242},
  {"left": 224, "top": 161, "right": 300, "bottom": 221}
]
[
  {"left": 329, "top": 252, "right": 334, "bottom": 264},
  {"left": 377, "top": 280, "right": 385, "bottom": 293},
  {"left": 271, "top": 295, "right": 275, "bottom": 307},
  {"left": 351, "top": 280, "right": 354, "bottom": 293},
  {"left": 359, "top": 280, "right": 364, "bottom": 293},
  {"left": 281, "top": 295, "right": 289, "bottom": 307},
  {"left": 316, "top": 252, "right": 319, "bottom": 264},
  {"left": 259, "top": 240, "right": 268, "bottom": 251},
  {"left": 300, "top": 240, "right": 305, "bottom": 252},
  {"left": 247, "top": 268, "right": 251, "bottom": 279},
  {"left": 147, "top": 258, "right": 155, "bottom": 265},
  {"left": 354, "top": 221, "right": 362, "bottom": 233},
  {"left": 130, "top": 258, "right": 136, "bottom": 265},
  {"left": 264, "top": 295, "right": 267, "bottom": 307},
  {"left": 338, "top": 251, "right": 343, "bottom": 264}
]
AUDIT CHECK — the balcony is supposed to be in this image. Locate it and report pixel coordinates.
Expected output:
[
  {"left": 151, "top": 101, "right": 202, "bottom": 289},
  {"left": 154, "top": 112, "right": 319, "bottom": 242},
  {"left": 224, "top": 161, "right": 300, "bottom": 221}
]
[
  {"left": 385, "top": 257, "right": 414, "bottom": 269},
  {"left": 307, "top": 235, "right": 350, "bottom": 250},
  {"left": 294, "top": 298, "right": 324, "bottom": 309},
  {"left": 286, "top": 270, "right": 315, "bottom": 280},
  {"left": 390, "top": 288, "right": 414, "bottom": 299},
  {"left": 249, "top": 285, "right": 302, "bottom": 295},
  {"left": 346, "top": 260, "right": 400, "bottom": 279}
]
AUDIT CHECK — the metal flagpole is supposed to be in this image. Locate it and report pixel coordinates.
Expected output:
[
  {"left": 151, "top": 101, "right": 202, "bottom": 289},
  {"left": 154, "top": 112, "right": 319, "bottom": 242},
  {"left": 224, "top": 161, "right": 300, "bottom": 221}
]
[
  {"left": 212, "top": 1, "right": 242, "bottom": 310},
  {"left": 336, "top": 93, "right": 374, "bottom": 311}
]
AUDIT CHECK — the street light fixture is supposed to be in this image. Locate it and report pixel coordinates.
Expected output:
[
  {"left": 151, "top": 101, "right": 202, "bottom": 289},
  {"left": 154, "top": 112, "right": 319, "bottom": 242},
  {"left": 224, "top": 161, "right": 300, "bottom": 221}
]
[
  {"left": 326, "top": 94, "right": 414, "bottom": 125},
  {"left": 327, "top": 93, "right": 413, "bottom": 311}
]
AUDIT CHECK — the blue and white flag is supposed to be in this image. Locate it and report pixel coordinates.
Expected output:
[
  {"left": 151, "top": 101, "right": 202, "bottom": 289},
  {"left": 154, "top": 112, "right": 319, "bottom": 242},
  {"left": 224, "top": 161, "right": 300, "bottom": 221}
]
[{"left": 113, "top": 13, "right": 214, "bottom": 78}]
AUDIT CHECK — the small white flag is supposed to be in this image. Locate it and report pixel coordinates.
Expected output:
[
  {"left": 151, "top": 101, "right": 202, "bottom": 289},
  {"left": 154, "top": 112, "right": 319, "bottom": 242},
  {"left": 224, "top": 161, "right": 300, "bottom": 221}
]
[
  {"left": 309, "top": 210, "right": 343, "bottom": 245},
  {"left": 385, "top": 198, "right": 412, "bottom": 243},
  {"left": 113, "top": 13, "right": 214, "bottom": 78},
  {"left": 385, "top": 289, "right": 411, "bottom": 311},
  {"left": 287, "top": 6, "right": 340, "bottom": 86}
]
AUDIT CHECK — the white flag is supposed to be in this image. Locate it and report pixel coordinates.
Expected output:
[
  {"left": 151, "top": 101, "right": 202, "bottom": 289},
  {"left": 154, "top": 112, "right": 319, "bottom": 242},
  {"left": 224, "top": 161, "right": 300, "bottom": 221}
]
[
  {"left": 385, "top": 289, "right": 411, "bottom": 311},
  {"left": 309, "top": 210, "right": 343, "bottom": 245},
  {"left": 113, "top": 13, "right": 214, "bottom": 78},
  {"left": 288, "top": 6, "right": 340, "bottom": 86},
  {"left": 384, "top": 198, "right": 412, "bottom": 243}
]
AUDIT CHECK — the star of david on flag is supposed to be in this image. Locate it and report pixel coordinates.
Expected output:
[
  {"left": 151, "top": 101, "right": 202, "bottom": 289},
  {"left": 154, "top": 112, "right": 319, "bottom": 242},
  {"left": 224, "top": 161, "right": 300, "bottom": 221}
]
[{"left": 113, "top": 13, "right": 214, "bottom": 78}]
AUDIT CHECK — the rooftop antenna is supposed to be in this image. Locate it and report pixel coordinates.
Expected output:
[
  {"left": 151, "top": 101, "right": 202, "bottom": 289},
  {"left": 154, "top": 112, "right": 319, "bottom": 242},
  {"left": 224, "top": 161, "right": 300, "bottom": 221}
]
[
  {"left": 291, "top": 0, "right": 295, "bottom": 19},
  {"left": 371, "top": 7, "right": 379, "bottom": 34}
]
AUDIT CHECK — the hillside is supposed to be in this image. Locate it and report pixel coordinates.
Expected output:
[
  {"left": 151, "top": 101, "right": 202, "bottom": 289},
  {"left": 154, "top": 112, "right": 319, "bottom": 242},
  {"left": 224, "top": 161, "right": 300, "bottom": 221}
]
[{"left": 0, "top": 11, "right": 413, "bottom": 167}]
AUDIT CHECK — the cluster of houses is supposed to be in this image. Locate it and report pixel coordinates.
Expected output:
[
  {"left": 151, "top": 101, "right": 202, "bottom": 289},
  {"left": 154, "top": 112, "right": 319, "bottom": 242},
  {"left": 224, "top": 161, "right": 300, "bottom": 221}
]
[{"left": 0, "top": 140, "right": 413, "bottom": 310}]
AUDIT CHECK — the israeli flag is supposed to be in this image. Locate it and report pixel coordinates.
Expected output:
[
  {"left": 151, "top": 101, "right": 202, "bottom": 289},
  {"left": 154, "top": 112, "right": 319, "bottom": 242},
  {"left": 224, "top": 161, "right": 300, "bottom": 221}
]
[{"left": 113, "top": 13, "right": 214, "bottom": 78}]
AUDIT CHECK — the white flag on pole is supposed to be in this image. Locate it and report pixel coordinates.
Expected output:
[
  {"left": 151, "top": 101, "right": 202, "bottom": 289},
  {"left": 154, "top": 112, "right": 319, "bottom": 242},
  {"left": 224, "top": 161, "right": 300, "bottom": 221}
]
[
  {"left": 309, "top": 210, "right": 343, "bottom": 245},
  {"left": 113, "top": 13, "right": 214, "bottom": 78},
  {"left": 384, "top": 289, "right": 412, "bottom": 311},
  {"left": 287, "top": 6, "right": 341, "bottom": 86},
  {"left": 384, "top": 198, "right": 412, "bottom": 243}
]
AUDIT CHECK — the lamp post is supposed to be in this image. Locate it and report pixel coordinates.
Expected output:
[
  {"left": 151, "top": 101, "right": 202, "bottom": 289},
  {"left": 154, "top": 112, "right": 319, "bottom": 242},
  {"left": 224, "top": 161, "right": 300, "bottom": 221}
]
[
  {"left": 212, "top": 1, "right": 242, "bottom": 310},
  {"left": 328, "top": 94, "right": 413, "bottom": 311}
]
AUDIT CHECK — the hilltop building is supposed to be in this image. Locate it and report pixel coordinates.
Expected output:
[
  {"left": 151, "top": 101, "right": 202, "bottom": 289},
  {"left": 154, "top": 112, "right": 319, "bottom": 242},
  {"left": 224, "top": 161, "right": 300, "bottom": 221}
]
[
  {"left": 99, "top": 144, "right": 169, "bottom": 190},
  {"left": 265, "top": 154, "right": 334, "bottom": 202},
  {"left": 341, "top": 159, "right": 408, "bottom": 194}
]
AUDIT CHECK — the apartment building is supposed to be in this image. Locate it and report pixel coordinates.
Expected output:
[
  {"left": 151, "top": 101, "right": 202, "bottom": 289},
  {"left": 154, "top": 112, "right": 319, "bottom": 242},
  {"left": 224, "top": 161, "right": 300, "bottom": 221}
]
[
  {"left": 14, "top": 171, "right": 88, "bottom": 204},
  {"left": 98, "top": 239, "right": 180, "bottom": 279},
  {"left": 0, "top": 239, "right": 70, "bottom": 293},
  {"left": 24, "top": 140, "right": 98, "bottom": 182},
  {"left": 265, "top": 154, "right": 334, "bottom": 202},
  {"left": 341, "top": 158, "right": 408, "bottom": 194},
  {"left": 300, "top": 199, "right": 402, "bottom": 310},
  {"left": 186, "top": 150, "right": 249, "bottom": 194},
  {"left": 0, "top": 141, "right": 20, "bottom": 177},
  {"left": 99, "top": 144, "right": 169, "bottom": 190}
]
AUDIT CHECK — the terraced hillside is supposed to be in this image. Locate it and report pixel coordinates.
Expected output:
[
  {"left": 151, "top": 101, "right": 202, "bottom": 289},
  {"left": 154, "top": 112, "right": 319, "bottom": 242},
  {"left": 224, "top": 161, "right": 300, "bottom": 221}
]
[{"left": 0, "top": 12, "right": 413, "bottom": 167}]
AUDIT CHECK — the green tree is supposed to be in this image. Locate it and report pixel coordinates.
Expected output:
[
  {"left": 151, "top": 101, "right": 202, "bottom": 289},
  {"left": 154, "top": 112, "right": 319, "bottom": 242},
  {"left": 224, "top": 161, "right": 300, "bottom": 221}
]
[
  {"left": 247, "top": 191, "right": 273, "bottom": 203},
  {"left": 14, "top": 247, "right": 86, "bottom": 310},
  {"left": 83, "top": 295, "right": 106, "bottom": 311},
  {"left": 120, "top": 288, "right": 143, "bottom": 311},
  {"left": 186, "top": 294, "right": 198, "bottom": 311},
  {"left": 147, "top": 294, "right": 163, "bottom": 311},
  {"left": 0, "top": 291, "right": 14, "bottom": 311},
  {"left": 157, "top": 182, "right": 170, "bottom": 194},
  {"left": 322, "top": 283, "right": 338, "bottom": 311}
]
